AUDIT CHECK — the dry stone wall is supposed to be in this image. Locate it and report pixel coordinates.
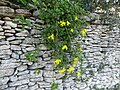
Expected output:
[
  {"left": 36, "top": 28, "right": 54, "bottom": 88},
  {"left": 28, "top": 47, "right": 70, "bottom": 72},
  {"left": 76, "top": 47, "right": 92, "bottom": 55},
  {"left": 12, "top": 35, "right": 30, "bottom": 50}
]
[{"left": 0, "top": 0, "right": 120, "bottom": 90}]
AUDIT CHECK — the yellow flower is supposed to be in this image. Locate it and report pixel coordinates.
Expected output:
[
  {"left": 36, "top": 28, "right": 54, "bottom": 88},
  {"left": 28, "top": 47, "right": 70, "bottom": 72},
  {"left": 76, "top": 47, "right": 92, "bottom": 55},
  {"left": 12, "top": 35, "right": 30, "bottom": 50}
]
[
  {"left": 62, "top": 45, "right": 68, "bottom": 50},
  {"left": 77, "top": 72, "right": 81, "bottom": 77},
  {"left": 59, "top": 21, "right": 66, "bottom": 27},
  {"left": 78, "top": 48, "right": 82, "bottom": 52},
  {"left": 54, "top": 59, "right": 61, "bottom": 65},
  {"left": 67, "top": 66, "right": 74, "bottom": 73},
  {"left": 70, "top": 29, "right": 74, "bottom": 33},
  {"left": 66, "top": 21, "right": 70, "bottom": 26},
  {"left": 48, "top": 34, "right": 54, "bottom": 40},
  {"left": 81, "top": 29, "right": 87, "bottom": 37},
  {"left": 59, "top": 68, "right": 66, "bottom": 74},
  {"left": 73, "top": 57, "right": 79, "bottom": 65},
  {"left": 75, "top": 16, "right": 78, "bottom": 21}
]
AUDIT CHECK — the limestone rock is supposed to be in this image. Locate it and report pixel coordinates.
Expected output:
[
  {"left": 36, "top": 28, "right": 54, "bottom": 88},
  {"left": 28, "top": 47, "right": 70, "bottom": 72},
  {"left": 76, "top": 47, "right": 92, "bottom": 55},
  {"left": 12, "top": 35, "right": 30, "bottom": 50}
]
[
  {"left": 0, "top": 69, "right": 14, "bottom": 77},
  {"left": 0, "top": 27, "right": 3, "bottom": 31},
  {"left": 11, "top": 45, "right": 21, "bottom": 50},
  {"left": 0, "top": 32, "right": 4, "bottom": 35},
  {"left": 9, "top": 75, "right": 18, "bottom": 82},
  {"left": 10, "top": 40, "right": 22, "bottom": 44},
  {"left": 29, "top": 84, "right": 39, "bottom": 90},
  {"left": 39, "top": 44, "right": 47, "bottom": 50},
  {"left": 15, "top": 9, "right": 31, "bottom": 16},
  {"left": 0, "top": 41, "right": 9, "bottom": 45},
  {"left": 16, "top": 30, "right": 29, "bottom": 37},
  {"left": 5, "top": 21, "right": 17, "bottom": 28},
  {"left": 0, "top": 63, "right": 21, "bottom": 69},
  {"left": 43, "top": 71, "right": 54, "bottom": 78},
  {"left": 0, "top": 77, "right": 9, "bottom": 85},
  {"left": 8, "top": 79, "right": 29, "bottom": 86},
  {"left": 0, "top": 36, "right": 5, "bottom": 39},
  {"left": 5, "top": 29, "right": 16, "bottom": 34},
  {"left": 37, "top": 82, "right": 51, "bottom": 88},
  {"left": 17, "top": 70, "right": 29, "bottom": 76},
  {"left": 29, "top": 62, "right": 46, "bottom": 70},
  {"left": 0, "top": 1, "right": 7, "bottom": 6},
  {"left": 16, "top": 85, "right": 29, "bottom": 90},
  {"left": 26, "top": 47, "right": 35, "bottom": 51},
  {"left": 0, "top": 49, "right": 12, "bottom": 55},
  {"left": 7, "top": 36, "right": 16, "bottom": 41},
  {"left": 0, "top": 45, "right": 10, "bottom": 49},
  {"left": 4, "top": 33, "right": 13, "bottom": 36},
  {"left": 2, "top": 26, "right": 11, "bottom": 29},
  {"left": 17, "top": 65, "right": 28, "bottom": 71},
  {"left": 0, "top": 20, "right": 4, "bottom": 25},
  {"left": 0, "top": 6, "right": 14, "bottom": 17},
  {"left": 12, "top": 53, "right": 19, "bottom": 59},
  {"left": 9, "top": 3, "right": 20, "bottom": 9},
  {"left": 0, "top": 84, "right": 8, "bottom": 90},
  {"left": 3, "top": 17, "right": 12, "bottom": 21}
]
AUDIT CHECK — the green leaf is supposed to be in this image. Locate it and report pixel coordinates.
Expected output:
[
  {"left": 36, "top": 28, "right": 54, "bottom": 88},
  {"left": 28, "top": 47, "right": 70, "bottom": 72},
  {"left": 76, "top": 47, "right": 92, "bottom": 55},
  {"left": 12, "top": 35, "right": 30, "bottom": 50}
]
[
  {"left": 34, "top": 69, "right": 40, "bottom": 74},
  {"left": 51, "top": 82, "right": 58, "bottom": 90},
  {"left": 22, "top": 26, "right": 25, "bottom": 31},
  {"left": 26, "top": 19, "right": 31, "bottom": 26}
]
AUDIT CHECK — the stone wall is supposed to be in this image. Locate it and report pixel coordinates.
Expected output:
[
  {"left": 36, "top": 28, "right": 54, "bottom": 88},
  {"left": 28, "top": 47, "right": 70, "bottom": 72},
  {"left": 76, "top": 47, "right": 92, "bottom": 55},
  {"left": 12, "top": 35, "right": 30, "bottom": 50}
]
[{"left": 0, "top": 0, "right": 120, "bottom": 90}]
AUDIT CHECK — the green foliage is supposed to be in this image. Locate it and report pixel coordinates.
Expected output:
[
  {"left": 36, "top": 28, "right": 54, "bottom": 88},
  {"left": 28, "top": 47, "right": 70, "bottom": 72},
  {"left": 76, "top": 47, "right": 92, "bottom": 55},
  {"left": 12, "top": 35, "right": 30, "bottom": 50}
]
[
  {"left": 80, "top": 0, "right": 120, "bottom": 12},
  {"left": 34, "top": 69, "right": 40, "bottom": 74},
  {"left": 17, "top": 0, "right": 88, "bottom": 89},
  {"left": 15, "top": 16, "right": 31, "bottom": 30},
  {"left": 18, "top": 0, "right": 88, "bottom": 76},
  {"left": 51, "top": 81, "right": 58, "bottom": 90},
  {"left": 25, "top": 50, "right": 38, "bottom": 63}
]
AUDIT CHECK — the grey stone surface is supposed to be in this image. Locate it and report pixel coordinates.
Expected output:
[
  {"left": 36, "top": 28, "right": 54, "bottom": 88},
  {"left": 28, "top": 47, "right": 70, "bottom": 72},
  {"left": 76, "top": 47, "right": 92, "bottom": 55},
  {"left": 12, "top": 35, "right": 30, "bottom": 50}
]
[
  {"left": 5, "top": 29, "right": 15, "bottom": 33},
  {"left": 9, "top": 79, "right": 29, "bottom": 86},
  {"left": 0, "top": 49, "right": 12, "bottom": 55},
  {"left": 7, "top": 36, "right": 15, "bottom": 41},
  {"left": 10, "top": 40, "right": 22, "bottom": 44},
  {"left": 0, "top": 69, "right": 14, "bottom": 77},
  {"left": 0, "top": 6, "right": 14, "bottom": 17},
  {"left": 16, "top": 30, "right": 29, "bottom": 37},
  {"left": 0, "top": 36, "right": 5, "bottom": 39},
  {"left": 0, "top": 20, "right": 4, "bottom": 25},
  {"left": 16, "top": 85, "right": 29, "bottom": 90},
  {"left": 0, "top": 45, "right": 10, "bottom": 49},
  {"left": 0, "top": 77, "right": 9, "bottom": 85},
  {"left": 11, "top": 45, "right": 21, "bottom": 50},
  {"left": 5, "top": 21, "right": 17, "bottom": 28},
  {"left": 2, "top": 25, "right": 11, "bottom": 29},
  {"left": 17, "top": 65, "right": 28, "bottom": 71},
  {"left": 15, "top": 9, "right": 31, "bottom": 16},
  {"left": 0, "top": 11, "right": 119, "bottom": 90}
]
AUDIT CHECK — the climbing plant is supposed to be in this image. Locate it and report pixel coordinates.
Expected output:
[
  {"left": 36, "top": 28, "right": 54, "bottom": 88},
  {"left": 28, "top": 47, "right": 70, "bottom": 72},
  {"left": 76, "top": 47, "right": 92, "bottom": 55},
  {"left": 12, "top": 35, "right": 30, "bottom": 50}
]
[
  {"left": 17, "top": 0, "right": 89, "bottom": 89},
  {"left": 18, "top": 0, "right": 89, "bottom": 78}
]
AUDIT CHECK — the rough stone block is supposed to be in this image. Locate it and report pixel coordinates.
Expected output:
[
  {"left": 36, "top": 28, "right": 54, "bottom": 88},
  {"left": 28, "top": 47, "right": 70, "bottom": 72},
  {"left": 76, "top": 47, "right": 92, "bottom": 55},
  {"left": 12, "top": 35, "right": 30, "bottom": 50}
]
[
  {"left": 0, "top": 6, "right": 14, "bottom": 17},
  {"left": 0, "top": 69, "right": 14, "bottom": 77}
]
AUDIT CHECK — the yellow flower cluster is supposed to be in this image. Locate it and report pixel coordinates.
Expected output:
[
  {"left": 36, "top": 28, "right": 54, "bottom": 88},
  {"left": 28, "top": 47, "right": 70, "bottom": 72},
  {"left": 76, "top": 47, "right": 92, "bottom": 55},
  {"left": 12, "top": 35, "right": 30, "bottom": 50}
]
[
  {"left": 54, "top": 59, "right": 61, "bottom": 65},
  {"left": 70, "top": 29, "right": 74, "bottom": 33},
  {"left": 81, "top": 29, "right": 87, "bottom": 37},
  {"left": 78, "top": 48, "right": 82, "bottom": 52},
  {"left": 75, "top": 16, "right": 78, "bottom": 21},
  {"left": 77, "top": 72, "right": 81, "bottom": 77},
  {"left": 62, "top": 45, "right": 68, "bottom": 50},
  {"left": 58, "top": 20, "right": 70, "bottom": 27},
  {"left": 59, "top": 66, "right": 75, "bottom": 74},
  {"left": 67, "top": 66, "right": 75, "bottom": 73},
  {"left": 48, "top": 34, "right": 54, "bottom": 40},
  {"left": 66, "top": 21, "right": 70, "bottom": 26},
  {"left": 59, "top": 68, "right": 66, "bottom": 74},
  {"left": 73, "top": 57, "right": 79, "bottom": 65}
]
